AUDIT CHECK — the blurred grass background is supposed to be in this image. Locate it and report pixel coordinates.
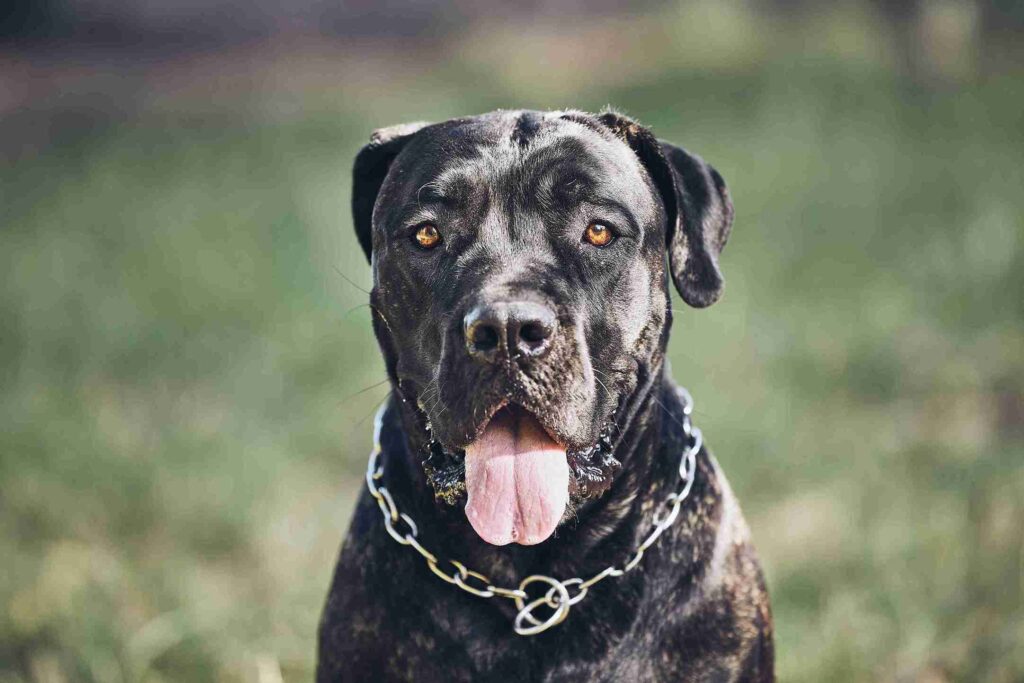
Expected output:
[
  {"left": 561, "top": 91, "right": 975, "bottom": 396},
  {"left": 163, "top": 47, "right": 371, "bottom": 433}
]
[{"left": 2, "top": 1, "right": 1023, "bottom": 681}]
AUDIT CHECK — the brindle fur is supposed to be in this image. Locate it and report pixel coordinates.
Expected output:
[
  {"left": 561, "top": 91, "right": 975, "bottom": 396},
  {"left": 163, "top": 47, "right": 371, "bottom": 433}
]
[{"left": 318, "top": 110, "right": 774, "bottom": 682}]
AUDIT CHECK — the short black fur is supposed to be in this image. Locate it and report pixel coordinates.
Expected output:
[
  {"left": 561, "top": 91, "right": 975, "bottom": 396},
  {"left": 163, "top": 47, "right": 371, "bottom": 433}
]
[{"left": 320, "top": 109, "right": 773, "bottom": 682}]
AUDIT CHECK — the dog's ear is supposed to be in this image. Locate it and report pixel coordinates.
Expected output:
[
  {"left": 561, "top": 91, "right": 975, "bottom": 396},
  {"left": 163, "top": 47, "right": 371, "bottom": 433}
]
[
  {"left": 352, "top": 122, "right": 431, "bottom": 262},
  {"left": 597, "top": 111, "right": 734, "bottom": 308}
]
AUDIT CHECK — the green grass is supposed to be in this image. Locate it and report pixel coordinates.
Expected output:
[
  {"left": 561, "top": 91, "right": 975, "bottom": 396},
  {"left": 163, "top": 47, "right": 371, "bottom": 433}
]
[{"left": 2, "top": 11, "right": 1023, "bottom": 682}]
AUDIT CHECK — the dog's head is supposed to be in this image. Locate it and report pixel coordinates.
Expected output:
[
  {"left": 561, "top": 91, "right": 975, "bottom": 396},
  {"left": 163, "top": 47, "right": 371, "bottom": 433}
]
[{"left": 352, "top": 110, "right": 732, "bottom": 546}]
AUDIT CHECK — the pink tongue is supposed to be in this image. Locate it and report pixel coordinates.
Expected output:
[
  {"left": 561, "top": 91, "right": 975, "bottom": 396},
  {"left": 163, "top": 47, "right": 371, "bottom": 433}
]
[{"left": 464, "top": 408, "right": 569, "bottom": 546}]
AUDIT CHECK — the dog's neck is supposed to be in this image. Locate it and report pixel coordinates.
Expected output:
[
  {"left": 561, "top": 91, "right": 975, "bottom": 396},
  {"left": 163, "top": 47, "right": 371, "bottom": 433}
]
[{"left": 377, "top": 359, "right": 683, "bottom": 589}]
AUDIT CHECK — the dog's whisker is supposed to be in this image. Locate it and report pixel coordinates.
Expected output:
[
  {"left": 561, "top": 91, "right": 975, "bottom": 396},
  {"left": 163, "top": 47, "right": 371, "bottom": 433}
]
[
  {"left": 428, "top": 392, "right": 448, "bottom": 419},
  {"left": 416, "top": 179, "right": 441, "bottom": 208},
  {"left": 590, "top": 368, "right": 625, "bottom": 437},
  {"left": 419, "top": 384, "right": 438, "bottom": 403},
  {"left": 414, "top": 377, "right": 447, "bottom": 422},
  {"left": 424, "top": 394, "right": 442, "bottom": 417},
  {"left": 337, "top": 378, "right": 391, "bottom": 407},
  {"left": 418, "top": 379, "right": 440, "bottom": 407},
  {"left": 649, "top": 394, "right": 692, "bottom": 435},
  {"left": 352, "top": 393, "right": 390, "bottom": 431},
  {"left": 343, "top": 302, "right": 372, "bottom": 317},
  {"left": 332, "top": 265, "right": 371, "bottom": 295}
]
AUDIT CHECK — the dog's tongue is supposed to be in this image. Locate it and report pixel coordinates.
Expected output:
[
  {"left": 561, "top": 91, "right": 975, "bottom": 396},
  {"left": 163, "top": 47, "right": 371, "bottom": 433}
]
[{"left": 464, "top": 407, "right": 569, "bottom": 546}]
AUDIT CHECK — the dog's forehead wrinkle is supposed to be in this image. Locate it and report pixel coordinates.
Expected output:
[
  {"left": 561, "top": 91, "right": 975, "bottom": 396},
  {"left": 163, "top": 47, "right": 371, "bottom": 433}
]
[
  {"left": 416, "top": 161, "right": 490, "bottom": 204},
  {"left": 398, "top": 123, "right": 662, "bottom": 252},
  {"left": 452, "top": 208, "right": 552, "bottom": 265},
  {"left": 441, "top": 118, "right": 641, "bottom": 197}
]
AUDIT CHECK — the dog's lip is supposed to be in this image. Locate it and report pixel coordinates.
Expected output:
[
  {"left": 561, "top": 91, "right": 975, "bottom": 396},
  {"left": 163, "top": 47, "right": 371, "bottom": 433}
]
[{"left": 467, "top": 399, "right": 508, "bottom": 443}]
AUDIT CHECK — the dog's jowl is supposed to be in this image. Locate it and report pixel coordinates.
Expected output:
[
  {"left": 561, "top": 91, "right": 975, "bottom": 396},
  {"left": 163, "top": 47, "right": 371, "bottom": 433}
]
[{"left": 318, "top": 110, "right": 774, "bottom": 682}]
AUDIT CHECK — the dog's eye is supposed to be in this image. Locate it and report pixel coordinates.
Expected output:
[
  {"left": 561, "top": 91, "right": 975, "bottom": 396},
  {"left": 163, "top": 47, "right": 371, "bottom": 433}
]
[
  {"left": 413, "top": 224, "right": 442, "bottom": 249},
  {"left": 583, "top": 222, "right": 615, "bottom": 247}
]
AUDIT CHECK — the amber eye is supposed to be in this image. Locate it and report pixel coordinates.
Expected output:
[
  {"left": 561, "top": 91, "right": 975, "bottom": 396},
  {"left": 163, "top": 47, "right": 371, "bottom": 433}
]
[
  {"left": 413, "top": 224, "right": 441, "bottom": 249},
  {"left": 583, "top": 222, "right": 615, "bottom": 247}
]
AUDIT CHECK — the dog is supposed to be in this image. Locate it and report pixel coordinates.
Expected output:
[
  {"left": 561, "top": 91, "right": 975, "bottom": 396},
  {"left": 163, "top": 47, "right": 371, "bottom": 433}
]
[{"left": 318, "top": 109, "right": 774, "bottom": 682}]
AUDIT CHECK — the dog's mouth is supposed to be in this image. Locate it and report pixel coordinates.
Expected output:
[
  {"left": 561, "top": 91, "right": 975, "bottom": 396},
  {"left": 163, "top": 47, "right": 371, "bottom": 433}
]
[
  {"left": 421, "top": 402, "right": 621, "bottom": 546},
  {"left": 462, "top": 405, "right": 568, "bottom": 545}
]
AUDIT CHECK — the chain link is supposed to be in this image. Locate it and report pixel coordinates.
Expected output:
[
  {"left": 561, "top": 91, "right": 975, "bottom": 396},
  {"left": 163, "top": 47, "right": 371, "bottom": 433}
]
[{"left": 364, "top": 386, "right": 702, "bottom": 636}]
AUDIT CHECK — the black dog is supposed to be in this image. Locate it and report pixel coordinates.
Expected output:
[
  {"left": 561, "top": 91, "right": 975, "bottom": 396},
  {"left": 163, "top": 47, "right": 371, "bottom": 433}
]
[{"left": 318, "top": 110, "right": 774, "bottom": 682}]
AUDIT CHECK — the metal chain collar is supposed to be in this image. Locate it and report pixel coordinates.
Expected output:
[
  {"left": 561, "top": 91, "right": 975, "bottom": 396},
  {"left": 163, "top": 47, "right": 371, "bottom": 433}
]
[{"left": 364, "top": 387, "right": 702, "bottom": 636}]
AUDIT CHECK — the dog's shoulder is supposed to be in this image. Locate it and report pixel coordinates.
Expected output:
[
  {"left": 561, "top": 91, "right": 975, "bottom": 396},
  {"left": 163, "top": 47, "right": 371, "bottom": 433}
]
[{"left": 654, "top": 454, "right": 774, "bottom": 682}]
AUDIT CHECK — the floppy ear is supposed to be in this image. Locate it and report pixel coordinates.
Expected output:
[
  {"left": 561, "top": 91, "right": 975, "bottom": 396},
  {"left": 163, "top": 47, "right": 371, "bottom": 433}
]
[
  {"left": 597, "top": 112, "right": 734, "bottom": 308},
  {"left": 351, "top": 122, "right": 431, "bottom": 262}
]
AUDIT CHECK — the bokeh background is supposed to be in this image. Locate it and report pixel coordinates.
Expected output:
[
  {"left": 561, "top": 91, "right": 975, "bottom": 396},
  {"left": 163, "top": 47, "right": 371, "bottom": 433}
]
[{"left": 2, "top": 1, "right": 1023, "bottom": 681}]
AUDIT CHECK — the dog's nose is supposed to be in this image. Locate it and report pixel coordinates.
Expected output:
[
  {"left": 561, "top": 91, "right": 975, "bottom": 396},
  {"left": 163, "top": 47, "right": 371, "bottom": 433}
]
[{"left": 464, "top": 301, "right": 558, "bottom": 363}]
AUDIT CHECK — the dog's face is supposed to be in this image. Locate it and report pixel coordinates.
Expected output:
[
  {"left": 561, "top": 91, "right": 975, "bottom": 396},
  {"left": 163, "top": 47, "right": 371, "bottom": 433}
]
[{"left": 352, "top": 110, "right": 732, "bottom": 545}]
